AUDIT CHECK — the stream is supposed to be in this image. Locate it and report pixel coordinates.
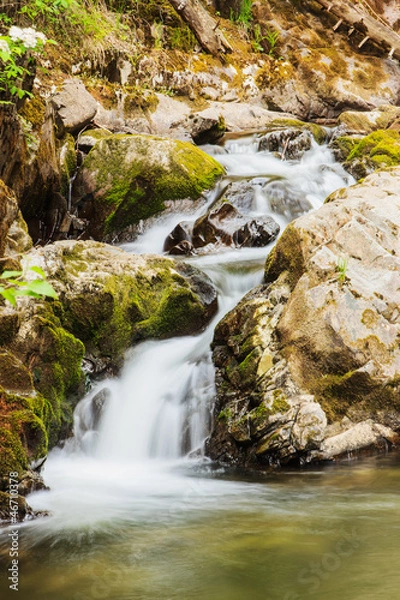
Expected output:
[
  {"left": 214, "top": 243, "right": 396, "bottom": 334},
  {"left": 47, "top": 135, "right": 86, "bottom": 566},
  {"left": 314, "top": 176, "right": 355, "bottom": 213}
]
[{"left": 2, "top": 134, "right": 400, "bottom": 600}]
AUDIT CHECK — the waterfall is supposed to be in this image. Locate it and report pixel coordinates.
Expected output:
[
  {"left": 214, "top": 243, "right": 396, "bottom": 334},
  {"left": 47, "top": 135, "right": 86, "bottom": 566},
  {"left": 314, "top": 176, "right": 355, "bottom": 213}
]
[{"left": 26, "top": 132, "right": 354, "bottom": 526}]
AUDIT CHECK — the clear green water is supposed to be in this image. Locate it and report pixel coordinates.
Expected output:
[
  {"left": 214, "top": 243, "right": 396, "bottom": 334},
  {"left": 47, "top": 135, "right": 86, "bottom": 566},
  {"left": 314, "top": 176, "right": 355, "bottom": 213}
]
[{"left": 1, "top": 453, "right": 400, "bottom": 600}]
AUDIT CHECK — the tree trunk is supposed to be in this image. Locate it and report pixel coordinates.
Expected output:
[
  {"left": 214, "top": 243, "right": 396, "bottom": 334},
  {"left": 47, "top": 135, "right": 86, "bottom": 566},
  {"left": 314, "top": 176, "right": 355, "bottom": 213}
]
[
  {"left": 168, "top": 0, "right": 232, "bottom": 56},
  {"left": 311, "top": 0, "right": 400, "bottom": 60}
]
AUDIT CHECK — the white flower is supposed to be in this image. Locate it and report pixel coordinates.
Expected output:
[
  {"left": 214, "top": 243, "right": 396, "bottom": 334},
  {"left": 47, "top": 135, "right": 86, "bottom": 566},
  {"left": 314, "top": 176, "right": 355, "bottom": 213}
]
[
  {"left": 7, "top": 26, "right": 47, "bottom": 50},
  {"left": 0, "top": 39, "right": 10, "bottom": 54},
  {"left": 8, "top": 26, "right": 24, "bottom": 42}
]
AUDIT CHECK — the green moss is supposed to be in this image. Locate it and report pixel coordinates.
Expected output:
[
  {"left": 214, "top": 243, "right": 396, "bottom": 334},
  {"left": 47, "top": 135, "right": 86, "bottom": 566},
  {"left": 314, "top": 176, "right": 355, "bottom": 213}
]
[
  {"left": 33, "top": 309, "right": 85, "bottom": 446},
  {"left": 18, "top": 95, "right": 46, "bottom": 130},
  {"left": 135, "top": 285, "right": 205, "bottom": 339},
  {"left": 264, "top": 223, "right": 305, "bottom": 289},
  {"left": 79, "top": 134, "right": 224, "bottom": 237},
  {"left": 218, "top": 407, "right": 234, "bottom": 421},
  {"left": 329, "top": 136, "right": 360, "bottom": 162},
  {"left": 236, "top": 348, "right": 263, "bottom": 387},
  {"left": 347, "top": 130, "right": 400, "bottom": 170},
  {"left": 272, "top": 389, "right": 289, "bottom": 413}
]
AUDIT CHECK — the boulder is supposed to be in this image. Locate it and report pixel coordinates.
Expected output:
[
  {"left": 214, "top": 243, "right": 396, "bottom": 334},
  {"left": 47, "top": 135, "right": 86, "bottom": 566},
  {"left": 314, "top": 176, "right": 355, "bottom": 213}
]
[
  {"left": 72, "top": 133, "right": 225, "bottom": 241},
  {"left": 206, "top": 168, "right": 400, "bottom": 466},
  {"left": 50, "top": 78, "right": 98, "bottom": 136},
  {"left": 26, "top": 240, "right": 218, "bottom": 355}
]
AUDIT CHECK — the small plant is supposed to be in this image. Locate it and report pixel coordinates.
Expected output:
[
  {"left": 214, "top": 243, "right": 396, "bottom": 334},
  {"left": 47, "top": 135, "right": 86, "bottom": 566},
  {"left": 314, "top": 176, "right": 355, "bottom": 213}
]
[
  {"left": 264, "top": 26, "right": 280, "bottom": 56},
  {"left": 0, "top": 24, "right": 49, "bottom": 101},
  {"left": 252, "top": 25, "right": 280, "bottom": 56},
  {"left": 231, "top": 0, "right": 253, "bottom": 29},
  {"left": 0, "top": 266, "right": 58, "bottom": 307},
  {"left": 336, "top": 256, "right": 348, "bottom": 283}
]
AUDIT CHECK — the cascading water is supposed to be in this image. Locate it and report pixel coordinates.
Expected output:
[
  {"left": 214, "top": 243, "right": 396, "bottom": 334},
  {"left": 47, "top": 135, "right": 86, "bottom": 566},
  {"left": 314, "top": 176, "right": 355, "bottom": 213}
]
[
  {"left": 6, "top": 134, "right": 400, "bottom": 600},
  {"left": 24, "top": 134, "right": 355, "bottom": 526}
]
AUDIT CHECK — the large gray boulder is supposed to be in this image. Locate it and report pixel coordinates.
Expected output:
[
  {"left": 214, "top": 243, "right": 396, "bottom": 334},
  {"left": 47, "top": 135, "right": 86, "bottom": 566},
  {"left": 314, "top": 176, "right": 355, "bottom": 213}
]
[{"left": 206, "top": 168, "right": 400, "bottom": 466}]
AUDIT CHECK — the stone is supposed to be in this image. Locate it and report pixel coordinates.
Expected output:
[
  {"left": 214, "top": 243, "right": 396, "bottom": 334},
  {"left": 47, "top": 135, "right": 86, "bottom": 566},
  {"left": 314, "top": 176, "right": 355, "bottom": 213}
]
[
  {"left": 190, "top": 203, "right": 280, "bottom": 250},
  {"left": 50, "top": 78, "right": 98, "bottom": 136},
  {"left": 72, "top": 133, "right": 225, "bottom": 241},
  {"left": 258, "top": 128, "right": 313, "bottom": 159},
  {"left": 263, "top": 180, "right": 312, "bottom": 220},
  {"left": 207, "top": 167, "right": 400, "bottom": 466}
]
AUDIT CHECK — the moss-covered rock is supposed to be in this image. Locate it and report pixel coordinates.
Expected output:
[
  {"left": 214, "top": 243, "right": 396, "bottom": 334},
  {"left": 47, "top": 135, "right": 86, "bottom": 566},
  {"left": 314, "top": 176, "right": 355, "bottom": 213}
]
[
  {"left": 72, "top": 133, "right": 225, "bottom": 240},
  {"left": 343, "top": 130, "right": 400, "bottom": 179},
  {"left": 26, "top": 240, "right": 218, "bottom": 364}
]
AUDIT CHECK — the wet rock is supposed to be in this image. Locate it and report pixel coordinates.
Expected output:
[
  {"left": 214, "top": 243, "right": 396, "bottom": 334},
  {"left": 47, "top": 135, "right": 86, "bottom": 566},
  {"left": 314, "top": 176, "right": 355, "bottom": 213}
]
[
  {"left": 232, "top": 217, "right": 280, "bottom": 247},
  {"left": 258, "top": 128, "right": 313, "bottom": 159},
  {"left": 223, "top": 180, "right": 258, "bottom": 212},
  {"left": 91, "top": 388, "right": 112, "bottom": 430},
  {"left": 263, "top": 180, "right": 312, "bottom": 220},
  {"left": 192, "top": 203, "right": 279, "bottom": 249},
  {"left": 163, "top": 221, "right": 192, "bottom": 253}
]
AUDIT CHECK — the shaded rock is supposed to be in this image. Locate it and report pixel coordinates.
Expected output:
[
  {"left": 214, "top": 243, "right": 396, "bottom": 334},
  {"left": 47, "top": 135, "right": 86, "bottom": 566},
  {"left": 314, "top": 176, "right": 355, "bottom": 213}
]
[
  {"left": 50, "top": 78, "right": 98, "bottom": 136},
  {"left": 192, "top": 203, "right": 279, "bottom": 249},
  {"left": 188, "top": 114, "right": 226, "bottom": 145},
  {"left": 0, "top": 491, "right": 34, "bottom": 523},
  {"left": 72, "top": 133, "right": 224, "bottom": 241}
]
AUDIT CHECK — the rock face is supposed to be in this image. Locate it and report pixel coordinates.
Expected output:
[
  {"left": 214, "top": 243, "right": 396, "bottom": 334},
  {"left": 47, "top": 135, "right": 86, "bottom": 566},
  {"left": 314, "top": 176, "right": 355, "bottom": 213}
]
[
  {"left": 72, "top": 133, "right": 225, "bottom": 241},
  {"left": 206, "top": 168, "right": 400, "bottom": 466},
  {"left": 0, "top": 239, "right": 218, "bottom": 490}
]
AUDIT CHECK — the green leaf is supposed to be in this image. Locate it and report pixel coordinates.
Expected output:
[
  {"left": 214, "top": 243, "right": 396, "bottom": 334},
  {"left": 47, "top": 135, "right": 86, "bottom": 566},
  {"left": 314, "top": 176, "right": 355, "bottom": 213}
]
[
  {"left": 0, "top": 270, "right": 22, "bottom": 279},
  {"left": 0, "top": 288, "right": 17, "bottom": 306},
  {"left": 26, "top": 279, "right": 58, "bottom": 299},
  {"left": 29, "top": 266, "right": 46, "bottom": 278}
]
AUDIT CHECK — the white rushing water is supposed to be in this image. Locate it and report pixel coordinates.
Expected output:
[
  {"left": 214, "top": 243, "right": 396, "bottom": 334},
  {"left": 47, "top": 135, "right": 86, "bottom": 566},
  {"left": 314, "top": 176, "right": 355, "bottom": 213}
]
[{"left": 26, "top": 133, "right": 354, "bottom": 530}]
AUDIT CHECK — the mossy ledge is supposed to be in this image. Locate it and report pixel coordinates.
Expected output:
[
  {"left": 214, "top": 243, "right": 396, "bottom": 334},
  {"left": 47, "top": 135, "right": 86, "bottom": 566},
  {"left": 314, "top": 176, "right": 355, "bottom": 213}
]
[{"left": 72, "top": 134, "right": 225, "bottom": 240}]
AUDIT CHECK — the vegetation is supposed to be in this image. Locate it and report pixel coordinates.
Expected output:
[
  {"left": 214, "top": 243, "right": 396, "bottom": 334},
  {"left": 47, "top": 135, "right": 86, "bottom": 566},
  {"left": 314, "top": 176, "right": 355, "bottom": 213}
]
[{"left": 0, "top": 266, "right": 58, "bottom": 306}]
